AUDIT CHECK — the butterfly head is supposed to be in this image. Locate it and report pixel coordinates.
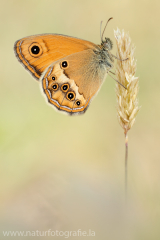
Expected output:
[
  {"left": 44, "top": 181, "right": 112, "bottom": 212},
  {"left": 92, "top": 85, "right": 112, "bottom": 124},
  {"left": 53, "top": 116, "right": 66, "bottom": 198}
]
[{"left": 101, "top": 37, "right": 113, "bottom": 51}]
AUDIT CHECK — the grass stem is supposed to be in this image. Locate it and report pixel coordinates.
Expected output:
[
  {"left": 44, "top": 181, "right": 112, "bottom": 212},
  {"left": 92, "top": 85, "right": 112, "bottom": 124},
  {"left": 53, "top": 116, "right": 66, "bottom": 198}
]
[{"left": 125, "top": 132, "right": 128, "bottom": 204}]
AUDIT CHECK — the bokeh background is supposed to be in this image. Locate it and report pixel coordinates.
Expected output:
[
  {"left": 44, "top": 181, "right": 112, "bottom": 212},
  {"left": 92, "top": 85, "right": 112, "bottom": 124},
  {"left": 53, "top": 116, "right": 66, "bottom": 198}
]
[{"left": 0, "top": 0, "right": 160, "bottom": 239}]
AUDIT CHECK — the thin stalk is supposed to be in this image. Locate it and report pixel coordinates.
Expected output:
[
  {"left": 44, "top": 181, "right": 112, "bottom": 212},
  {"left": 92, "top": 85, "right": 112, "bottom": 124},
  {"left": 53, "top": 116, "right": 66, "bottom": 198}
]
[{"left": 125, "top": 132, "right": 128, "bottom": 204}]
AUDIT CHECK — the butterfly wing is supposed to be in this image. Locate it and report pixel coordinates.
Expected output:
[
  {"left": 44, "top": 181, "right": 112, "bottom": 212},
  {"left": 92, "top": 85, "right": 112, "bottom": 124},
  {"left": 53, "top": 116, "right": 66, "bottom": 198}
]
[
  {"left": 40, "top": 49, "right": 108, "bottom": 115},
  {"left": 14, "top": 34, "right": 98, "bottom": 80}
]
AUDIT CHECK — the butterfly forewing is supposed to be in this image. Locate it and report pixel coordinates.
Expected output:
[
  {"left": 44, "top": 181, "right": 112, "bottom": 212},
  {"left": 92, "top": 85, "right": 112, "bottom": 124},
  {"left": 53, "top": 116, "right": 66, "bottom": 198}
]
[{"left": 14, "top": 34, "right": 97, "bottom": 80}]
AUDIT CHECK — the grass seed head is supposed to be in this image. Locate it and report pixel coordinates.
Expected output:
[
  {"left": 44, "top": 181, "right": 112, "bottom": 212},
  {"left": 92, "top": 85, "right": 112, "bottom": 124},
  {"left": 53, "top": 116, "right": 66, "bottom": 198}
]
[{"left": 114, "top": 28, "right": 140, "bottom": 134}]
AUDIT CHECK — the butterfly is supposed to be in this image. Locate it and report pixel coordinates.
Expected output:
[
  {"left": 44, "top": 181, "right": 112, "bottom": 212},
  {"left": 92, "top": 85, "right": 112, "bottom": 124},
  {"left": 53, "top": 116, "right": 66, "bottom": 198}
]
[{"left": 14, "top": 18, "right": 117, "bottom": 115}]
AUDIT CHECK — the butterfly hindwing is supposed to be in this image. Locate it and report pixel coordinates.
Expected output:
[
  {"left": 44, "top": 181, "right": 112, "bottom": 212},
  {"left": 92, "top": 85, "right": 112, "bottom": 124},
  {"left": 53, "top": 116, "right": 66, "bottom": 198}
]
[{"left": 41, "top": 50, "right": 107, "bottom": 115}]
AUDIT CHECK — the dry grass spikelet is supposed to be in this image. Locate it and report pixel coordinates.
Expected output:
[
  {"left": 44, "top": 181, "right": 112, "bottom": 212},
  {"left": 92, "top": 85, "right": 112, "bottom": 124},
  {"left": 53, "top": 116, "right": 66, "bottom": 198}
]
[{"left": 114, "top": 29, "right": 140, "bottom": 135}]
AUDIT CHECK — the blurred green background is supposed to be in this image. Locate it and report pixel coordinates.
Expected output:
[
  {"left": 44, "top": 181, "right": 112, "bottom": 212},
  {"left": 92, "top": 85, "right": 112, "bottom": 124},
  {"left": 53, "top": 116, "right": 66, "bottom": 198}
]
[{"left": 0, "top": 0, "right": 160, "bottom": 239}]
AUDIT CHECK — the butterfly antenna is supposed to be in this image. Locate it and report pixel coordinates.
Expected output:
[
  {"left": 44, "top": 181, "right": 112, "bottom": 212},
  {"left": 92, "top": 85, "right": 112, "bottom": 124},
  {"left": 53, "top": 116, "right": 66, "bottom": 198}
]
[
  {"left": 101, "top": 17, "right": 113, "bottom": 41},
  {"left": 100, "top": 21, "right": 103, "bottom": 42},
  {"left": 108, "top": 71, "right": 127, "bottom": 89}
]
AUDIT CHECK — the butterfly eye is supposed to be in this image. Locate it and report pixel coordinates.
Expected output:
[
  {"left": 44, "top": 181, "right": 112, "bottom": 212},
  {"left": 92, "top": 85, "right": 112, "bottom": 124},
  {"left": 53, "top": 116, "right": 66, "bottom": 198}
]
[
  {"left": 61, "top": 61, "right": 69, "bottom": 69},
  {"left": 75, "top": 100, "right": 81, "bottom": 106},
  {"left": 66, "top": 91, "right": 75, "bottom": 101},
  {"left": 52, "top": 83, "right": 58, "bottom": 90},
  {"left": 29, "top": 43, "right": 43, "bottom": 57},
  {"left": 61, "top": 83, "right": 70, "bottom": 92},
  {"left": 104, "top": 37, "right": 113, "bottom": 50}
]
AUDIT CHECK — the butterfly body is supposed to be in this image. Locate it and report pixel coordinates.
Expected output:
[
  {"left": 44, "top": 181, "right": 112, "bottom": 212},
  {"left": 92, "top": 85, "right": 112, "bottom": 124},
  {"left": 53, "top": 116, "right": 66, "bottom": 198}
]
[{"left": 14, "top": 33, "right": 114, "bottom": 115}]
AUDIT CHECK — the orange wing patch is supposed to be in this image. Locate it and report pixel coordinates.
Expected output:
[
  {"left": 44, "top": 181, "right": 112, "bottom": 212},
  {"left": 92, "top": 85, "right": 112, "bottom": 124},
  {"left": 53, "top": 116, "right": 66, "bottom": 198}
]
[{"left": 14, "top": 34, "right": 97, "bottom": 80}]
